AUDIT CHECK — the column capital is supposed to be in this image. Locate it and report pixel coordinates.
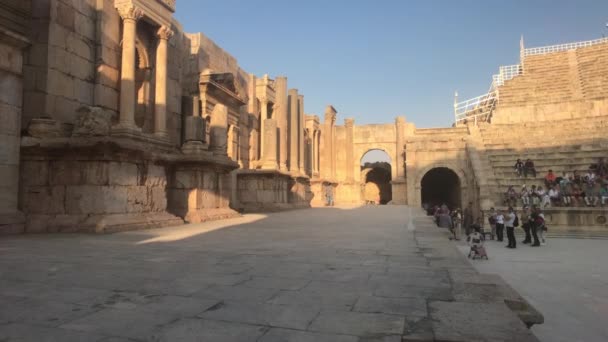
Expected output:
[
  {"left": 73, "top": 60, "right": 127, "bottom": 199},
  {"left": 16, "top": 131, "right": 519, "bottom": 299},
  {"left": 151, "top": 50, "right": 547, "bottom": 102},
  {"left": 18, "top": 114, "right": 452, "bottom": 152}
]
[
  {"left": 116, "top": 5, "right": 144, "bottom": 21},
  {"left": 345, "top": 118, "right": 355, "bottom": 128},
  {"left": 157, "top": 25, "right": 174, "bottom": 40}
]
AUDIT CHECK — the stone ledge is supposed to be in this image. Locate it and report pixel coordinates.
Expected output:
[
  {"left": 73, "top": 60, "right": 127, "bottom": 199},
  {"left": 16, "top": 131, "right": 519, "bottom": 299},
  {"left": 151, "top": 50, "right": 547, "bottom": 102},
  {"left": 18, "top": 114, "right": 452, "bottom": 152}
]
[{"left": 25, "top": 212, "right": 183, "bottom": 234}]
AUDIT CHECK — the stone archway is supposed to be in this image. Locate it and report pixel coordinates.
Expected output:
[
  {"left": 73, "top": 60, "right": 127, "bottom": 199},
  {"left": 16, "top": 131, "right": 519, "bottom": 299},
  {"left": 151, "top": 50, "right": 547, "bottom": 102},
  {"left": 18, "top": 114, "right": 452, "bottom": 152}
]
[
  {"left": 421, "top": 167, "right": 461, "bottom": 209},
  {"left": 360, "top": 149, "right": 392, "bottom": 204},
  {"left": 413, "top": 163, "right": 468, "bottom": 210}
]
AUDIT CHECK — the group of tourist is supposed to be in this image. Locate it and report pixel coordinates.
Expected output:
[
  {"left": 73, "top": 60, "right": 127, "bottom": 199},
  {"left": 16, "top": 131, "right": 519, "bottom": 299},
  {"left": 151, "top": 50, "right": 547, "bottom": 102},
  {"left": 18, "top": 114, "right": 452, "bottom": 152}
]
[
  {"left": 432, "top": 202, "right": 475, "bottom": 241},
  {"left": 486, "top": 205, "right": 547, "bottom": 247},
  {"left": 506, "top": 157, "right": 608, "bottom": 208}
]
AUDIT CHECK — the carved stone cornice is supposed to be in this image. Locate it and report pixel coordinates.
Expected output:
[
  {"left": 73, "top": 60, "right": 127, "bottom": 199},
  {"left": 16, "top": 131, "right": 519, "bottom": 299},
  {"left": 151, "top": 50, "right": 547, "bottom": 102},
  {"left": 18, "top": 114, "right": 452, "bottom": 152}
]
[
  {"left": 157, "top": 25, "right": 174, "bottom": 40},
  {"left": 116, "top": 4, "right": 144, "bottom": 21},
  {"left": 158, "top": 0, "right": 176, "bottom": 12}
]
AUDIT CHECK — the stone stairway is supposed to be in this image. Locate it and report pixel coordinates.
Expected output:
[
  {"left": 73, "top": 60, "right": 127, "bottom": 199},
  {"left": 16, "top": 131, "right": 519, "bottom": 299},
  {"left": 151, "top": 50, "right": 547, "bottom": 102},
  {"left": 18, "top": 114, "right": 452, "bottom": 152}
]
[{"left": 478, "top": 117, "right": 608, "bottom": 204}]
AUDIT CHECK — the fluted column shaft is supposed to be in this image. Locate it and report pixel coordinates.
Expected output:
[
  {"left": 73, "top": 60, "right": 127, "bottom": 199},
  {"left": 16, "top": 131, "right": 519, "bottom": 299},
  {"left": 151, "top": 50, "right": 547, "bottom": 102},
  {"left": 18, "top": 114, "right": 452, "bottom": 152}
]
[
  {"left": 154, "top": 26, "right": 173, "bottom": 137},
  {"left": 116, "top": 5, "right": 143, "bottom": 129}
]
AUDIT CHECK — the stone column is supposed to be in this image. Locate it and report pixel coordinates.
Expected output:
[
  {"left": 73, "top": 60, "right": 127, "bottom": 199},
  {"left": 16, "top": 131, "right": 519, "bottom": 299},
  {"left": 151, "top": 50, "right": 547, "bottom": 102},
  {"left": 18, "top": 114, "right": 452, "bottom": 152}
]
[
  {"left": 210, "top": 104, "right": 228, "bottom": 155},
  {"left": 345, "top": 118, "right": 355, "bottom": 182},
  {"left": 262, "top": 119, "right": 278, "bottom": 169},
  {"left": 275, "top": 77, "right": 288, "bottom": 171},
  {"left": 313, "top": 130, "right": 319, "bottom": 175},
  {"left": 154, "top": 26, "right": 173, "bottom": 138},
  {"left": 298, "top": 95, "right": 305, "bottom": 174},
  {"left": 395, "top": 116, "right": 406, "bottom": 179},
  {"left": 260, "top": 98, "right": 267, "bottom": 160},
  {"left": 323, "top": 106, "right": 337, "bottom": 179},
  {"left": 247, "top": 74, "right": 259, "bottom": 160},
  {"left": 288, "top": 89, "right": 299, "bottom": 172},
  {"left": 116, "top": 5, "right": 144, "bottom": 130}
]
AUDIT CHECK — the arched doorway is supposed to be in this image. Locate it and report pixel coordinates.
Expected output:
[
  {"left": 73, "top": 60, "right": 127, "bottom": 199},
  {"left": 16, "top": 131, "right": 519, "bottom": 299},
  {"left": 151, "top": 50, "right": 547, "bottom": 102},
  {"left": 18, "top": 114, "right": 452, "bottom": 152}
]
[
  {"left": 361, "top": 149, "right": 392, "bottom": 204},
  {"left": 421, "top": 167, "right": 461, "bottom": 210}
]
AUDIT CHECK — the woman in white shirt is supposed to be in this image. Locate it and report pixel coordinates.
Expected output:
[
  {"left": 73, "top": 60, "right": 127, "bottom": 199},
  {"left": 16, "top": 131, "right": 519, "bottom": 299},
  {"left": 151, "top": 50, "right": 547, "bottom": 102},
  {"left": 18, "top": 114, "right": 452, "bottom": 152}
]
[{"left": 495, "top": 210, "right": 505, "bottom": 242}]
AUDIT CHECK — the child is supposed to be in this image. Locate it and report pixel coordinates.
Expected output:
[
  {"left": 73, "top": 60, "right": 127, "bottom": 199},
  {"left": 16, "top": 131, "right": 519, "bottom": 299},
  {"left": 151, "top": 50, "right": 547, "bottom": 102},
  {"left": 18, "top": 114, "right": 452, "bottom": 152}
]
[{"left": 467, "top": 226, "right": 488, "bottom": 259}]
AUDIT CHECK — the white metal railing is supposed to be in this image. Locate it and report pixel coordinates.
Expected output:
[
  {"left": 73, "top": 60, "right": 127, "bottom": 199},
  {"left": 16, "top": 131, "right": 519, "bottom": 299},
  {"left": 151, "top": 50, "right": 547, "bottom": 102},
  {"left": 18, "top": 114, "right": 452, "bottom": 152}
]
[
  {"left": 523, "top": 37, "right": 608, "bottom": 56},
  {"left": 454, "top": 91, "right": 498, "bottom": 124},
  {"left": 492, "top": 64, "right": 522, "bottom": 87}
]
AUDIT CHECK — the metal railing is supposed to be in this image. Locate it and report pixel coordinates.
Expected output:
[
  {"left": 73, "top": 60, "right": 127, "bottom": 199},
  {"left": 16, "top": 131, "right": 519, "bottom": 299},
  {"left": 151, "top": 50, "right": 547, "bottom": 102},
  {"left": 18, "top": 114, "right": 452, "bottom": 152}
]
[
  {"left": 523, "top": 37, "right": 608, "bottom": 57},
  {"left": 492, "top": 64, "right": 523, "bottom": 87},
  {"left": 454, "top": 91, "right": 498, "bottom": 124}
]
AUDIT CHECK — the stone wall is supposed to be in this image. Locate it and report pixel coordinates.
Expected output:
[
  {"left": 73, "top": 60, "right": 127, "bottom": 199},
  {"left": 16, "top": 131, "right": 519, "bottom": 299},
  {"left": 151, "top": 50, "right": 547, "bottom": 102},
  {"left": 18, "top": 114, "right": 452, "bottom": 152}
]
[
  {"left": 19, "top": 154, "right": 182, "bottom": 233},
  {"left": 236, "top": 171, "right": 311, "bottom": 212},
  {"left": 0, "top": 1, "right": 30, "bottom": 234}
]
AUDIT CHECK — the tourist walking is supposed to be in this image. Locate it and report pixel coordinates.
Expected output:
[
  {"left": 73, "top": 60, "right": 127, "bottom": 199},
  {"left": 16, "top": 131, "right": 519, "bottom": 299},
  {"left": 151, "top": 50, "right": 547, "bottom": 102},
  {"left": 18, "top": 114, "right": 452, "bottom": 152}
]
[
  {"left": 325, "top": 184, "right": 334, "bottom": 206},
  {"left": 505, "top": 206, "right": 517, "bottom": 249},
  {"left": 495, "top": 209, "right": 505, "bottom": 242},
  {"left": 529, "top": 205, "right": 542, "bottom": 247},
  {"left": 437, "top": 205, "right": 452, "bottom": 230},
  {"left": 520, "top": 205, "right": 532, "bottom": 244},
  {"left": 463, "top": 202, "right": 474, "bottom": 235},
  {"left": 488, "top": 207, "right": 497, "bottom": 240},
  {"left": 450, "top": 208, "right": 462, "bottom": 240}
]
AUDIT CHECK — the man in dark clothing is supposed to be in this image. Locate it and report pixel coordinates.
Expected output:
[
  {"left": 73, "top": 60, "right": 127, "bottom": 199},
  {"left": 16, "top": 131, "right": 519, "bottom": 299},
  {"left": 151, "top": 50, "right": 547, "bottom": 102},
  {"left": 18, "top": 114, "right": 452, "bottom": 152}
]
[
  {"left": 520, "top": 205, "right": 532, "bottom": 244},
  {"left": 524, "top": 159, "right": 536, "bottom": 178},
  {"left": 529, "top": 206, "right": 542, "bottom": 247},
  {"left": 463, "top": 202, "right": 474, "bottom": 235}
]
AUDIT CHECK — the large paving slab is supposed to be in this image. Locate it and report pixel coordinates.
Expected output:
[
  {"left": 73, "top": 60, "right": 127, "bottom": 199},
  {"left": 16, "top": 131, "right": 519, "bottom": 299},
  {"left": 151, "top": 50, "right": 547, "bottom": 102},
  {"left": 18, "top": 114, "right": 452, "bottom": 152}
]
[
  {"left": 458, "top": 237, "right": 608, "bottom": 342},
  {"left": 0, "top": 206, "right": 538, "bottom": 341}
]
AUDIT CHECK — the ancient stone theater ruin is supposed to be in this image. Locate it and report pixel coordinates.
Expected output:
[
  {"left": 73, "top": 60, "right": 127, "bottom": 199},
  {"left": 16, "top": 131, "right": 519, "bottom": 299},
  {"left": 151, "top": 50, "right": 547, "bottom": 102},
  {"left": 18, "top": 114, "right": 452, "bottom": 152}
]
[{"left": 1, "top": 0, "right": 608, "bottom": 235}]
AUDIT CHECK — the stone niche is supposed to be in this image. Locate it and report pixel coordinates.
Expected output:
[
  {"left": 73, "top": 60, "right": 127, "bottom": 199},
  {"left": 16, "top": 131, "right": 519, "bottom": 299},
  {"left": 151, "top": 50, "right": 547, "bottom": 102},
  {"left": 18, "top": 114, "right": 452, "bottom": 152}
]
[{"left": 235, "top": 170, "right": 312, "bottom": 212}]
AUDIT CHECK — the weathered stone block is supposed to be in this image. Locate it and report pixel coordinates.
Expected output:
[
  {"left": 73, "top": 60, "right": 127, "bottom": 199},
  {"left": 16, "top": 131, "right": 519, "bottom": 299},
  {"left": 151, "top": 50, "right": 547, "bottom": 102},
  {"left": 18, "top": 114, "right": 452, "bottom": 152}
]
[
  {"left": 65, "top": 185, "right": 127, "bottom": 214},
  {"left": 150, "top": 187, "right": 168, "bottom": 212},
  {"left": 184, "top": 116, "right": 204, "bottom": 142},
  {"left": 173, "top": 170, "right": 199, "bottom": 189},
  {"left": 24, "top": 186, "right": 66, "bottom": 214},
  {"left": 127, "top": 186, "right": 149, "bottom": 213},
  {"left": 203, "top": 172, "right": 217, "bottom": 190},
  {"left": 0, "top": 43, "right": 24, "bottom": 74},
  {"left": 72, "top": 106, "right": 112, "bottom": 136},
  {"left": 20, "top": 161, "right": 49, "bottom": 186},
  {"left": 145, "top": 165, "right": 166, "bottom": 187},
  {"left": 108, "top": 162, "right": 139, "bottom": 186},
  {"left": 94, "top": 84, "right": 119, "bottom": 111},
  {"left": 201, "top": 189, "right": 218, "bottom": 209},
  {"left": 0, "top": 70, "right": 23, "bottom": 108},
  {"left": 0, "top": 134, "right": 20, "bottom": 165},
  {"left": 49, "top": 161, "right": 108, "bottom": 185},
  {"left": 56, "top": 1, "right": 76, "bottom": 30}
]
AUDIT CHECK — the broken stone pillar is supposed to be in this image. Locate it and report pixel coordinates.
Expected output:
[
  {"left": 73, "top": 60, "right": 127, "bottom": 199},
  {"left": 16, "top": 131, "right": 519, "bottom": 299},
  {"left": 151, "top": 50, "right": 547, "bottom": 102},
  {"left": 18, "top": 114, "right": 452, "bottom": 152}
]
[
  {"left": 395, "top": 116, "right": 406, "bottom": 179},
  {"left": 298, "top": 95, "right": 305, "bottom": 174},
  {"left": 262, "top": 119, "right": 278, "bottom": 169},
  {"left": 115, "top": 4, "right": 144, "bottom": 131},
  {"left": 288, "top": 89, "right": 299, "bottom": 172},
  {"left": 323, "top": 106, "right": 337, "bottom": 179},
  {"left": 345, "top": 118, "right": 355, "bottom": 182},
  {"left": 154, "top": 26, "right": 173, "bottom": 138},
  {"left": 260, "top": 98, "right": 268, "bottom": 159},
  {"left": 210, "top": 104, "right": 228, "bottom": 155},
  {"left": 275, "top": 77, "right": 288, "bottom": 171}
]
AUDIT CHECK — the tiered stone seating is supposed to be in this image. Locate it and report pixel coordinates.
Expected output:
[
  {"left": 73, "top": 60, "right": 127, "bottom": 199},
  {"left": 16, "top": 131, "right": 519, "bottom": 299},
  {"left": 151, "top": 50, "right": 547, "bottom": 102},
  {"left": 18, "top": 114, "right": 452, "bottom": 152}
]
[
  {"left": 478, "top": 116, "right": 608, "bottom": 205},
  {"left": 415, "top": 127, "right": 469, "bottom": 138},
  {"left": 577, "top": 43, "right": 608, "bottom": 100},
  {"left": 498, "top": 51, "right": 578, "bottom": 107}
]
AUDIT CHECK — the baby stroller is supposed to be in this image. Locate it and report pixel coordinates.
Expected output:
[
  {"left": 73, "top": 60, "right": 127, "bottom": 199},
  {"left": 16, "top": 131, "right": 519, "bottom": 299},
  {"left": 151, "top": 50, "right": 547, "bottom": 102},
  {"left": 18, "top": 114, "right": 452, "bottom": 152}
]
[
  {"left": 468, "top": 245, "right": 489, "bottom": 260},
  {"left": 467, "top": 230, "right": 489, "bottom": 260}
]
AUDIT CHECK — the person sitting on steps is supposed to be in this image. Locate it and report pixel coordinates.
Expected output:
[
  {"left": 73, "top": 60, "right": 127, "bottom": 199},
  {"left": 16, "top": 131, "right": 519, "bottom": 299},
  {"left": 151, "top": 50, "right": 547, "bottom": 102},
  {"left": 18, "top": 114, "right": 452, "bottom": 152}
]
[{"left": 524, "top": 159, "right": 536, "bottom": 178}]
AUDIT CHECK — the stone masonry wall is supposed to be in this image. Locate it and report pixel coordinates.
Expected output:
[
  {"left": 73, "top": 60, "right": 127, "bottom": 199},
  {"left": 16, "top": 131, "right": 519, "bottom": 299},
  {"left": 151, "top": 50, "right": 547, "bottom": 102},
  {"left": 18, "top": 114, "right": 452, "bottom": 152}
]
[{"left": 19, "top": 158, "right": 181, "bottom": 233}]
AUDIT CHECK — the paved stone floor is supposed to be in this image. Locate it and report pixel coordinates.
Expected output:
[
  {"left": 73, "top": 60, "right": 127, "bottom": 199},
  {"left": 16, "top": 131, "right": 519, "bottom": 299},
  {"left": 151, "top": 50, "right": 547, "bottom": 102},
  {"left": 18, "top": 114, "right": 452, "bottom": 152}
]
[
  {"left": 458, "top": 237, "right": 608, "bottom": 342},
  {"left": 0, "top": 206, "right": 537, "bottom": 341}
]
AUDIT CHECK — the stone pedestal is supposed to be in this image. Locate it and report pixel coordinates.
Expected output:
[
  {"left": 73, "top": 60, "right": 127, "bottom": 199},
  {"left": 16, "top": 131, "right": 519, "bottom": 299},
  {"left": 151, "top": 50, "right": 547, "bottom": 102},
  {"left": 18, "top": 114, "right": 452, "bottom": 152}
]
[
  {"left": 210, "top": 104, "right": 228, "bottom": 155},
  {"left": 262, "top": 119, "right": 278, "bottom": 169}
]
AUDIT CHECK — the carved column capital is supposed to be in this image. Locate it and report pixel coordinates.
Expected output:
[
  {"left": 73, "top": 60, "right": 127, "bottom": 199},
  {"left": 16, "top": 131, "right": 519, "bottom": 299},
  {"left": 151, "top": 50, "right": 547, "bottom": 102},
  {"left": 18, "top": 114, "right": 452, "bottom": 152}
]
[
  {"left": 157, "top": 25, "right": 174, "bottom": 40},
  {"left": 116, "top": 5, "right": 144, "bottom": 21}
]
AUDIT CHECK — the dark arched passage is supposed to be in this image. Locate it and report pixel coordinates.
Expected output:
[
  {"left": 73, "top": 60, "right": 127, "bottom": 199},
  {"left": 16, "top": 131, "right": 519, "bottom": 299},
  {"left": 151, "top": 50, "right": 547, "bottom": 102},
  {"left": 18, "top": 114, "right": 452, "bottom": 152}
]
[{"left": 421, "top": 167, "right": 461, "bottom": 210}]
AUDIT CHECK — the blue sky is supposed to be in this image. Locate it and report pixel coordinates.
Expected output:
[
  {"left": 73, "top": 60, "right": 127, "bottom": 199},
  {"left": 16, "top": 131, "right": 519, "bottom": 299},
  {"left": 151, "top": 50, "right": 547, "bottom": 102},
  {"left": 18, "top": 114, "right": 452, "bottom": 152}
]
[{"left": 175, "top": 1, "right": 608, "bottom": 128}]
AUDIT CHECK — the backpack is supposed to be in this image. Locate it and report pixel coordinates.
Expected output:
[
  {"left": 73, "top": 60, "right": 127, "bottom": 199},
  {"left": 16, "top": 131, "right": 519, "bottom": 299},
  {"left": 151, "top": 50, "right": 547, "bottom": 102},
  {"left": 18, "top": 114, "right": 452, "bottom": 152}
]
[{"left": 513, "top": 215, "right": 519, "bottom": 227}]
